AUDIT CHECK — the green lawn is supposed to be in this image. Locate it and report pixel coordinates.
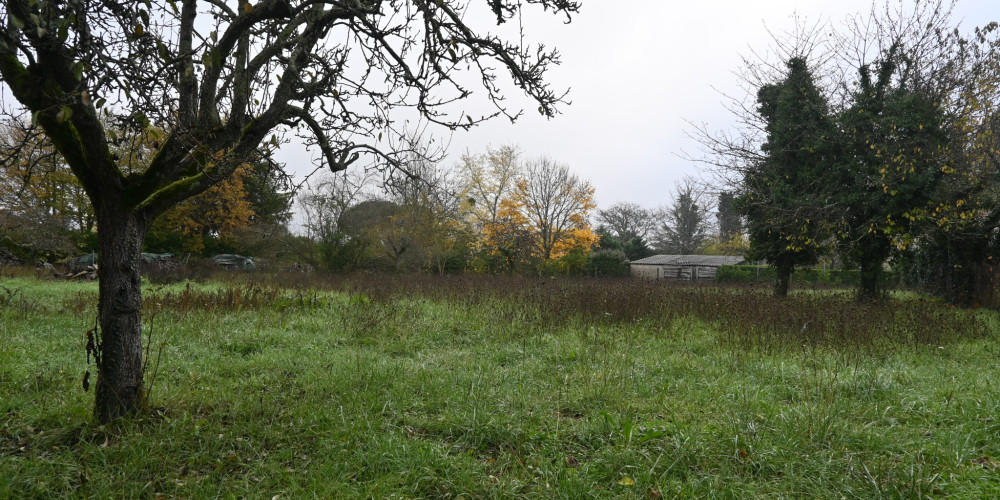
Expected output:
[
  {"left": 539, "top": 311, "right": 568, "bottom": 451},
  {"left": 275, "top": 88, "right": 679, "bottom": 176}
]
[{"left": 2, "top": 274, "right": 1000, "bottom": 498}]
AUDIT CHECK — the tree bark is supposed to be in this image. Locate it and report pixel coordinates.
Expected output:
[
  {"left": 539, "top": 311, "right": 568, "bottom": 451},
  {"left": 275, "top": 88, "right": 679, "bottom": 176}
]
[
  {"left": 857, "top": 257, "right": 883, "bottom": 302},
  {"left": 774, "top": 260, "right": 793, "bottom": 298},
  {"left": 93, "top": 204, "right": 150, "bottom": 423}
]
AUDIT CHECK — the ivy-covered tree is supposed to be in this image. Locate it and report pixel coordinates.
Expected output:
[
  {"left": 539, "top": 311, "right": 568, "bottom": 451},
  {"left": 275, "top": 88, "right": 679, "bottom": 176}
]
[
  {"left": 693, "top": 0, "right": 989, "bottom": 304},
  {"left": 897, "top": 24, "right": 1000, "bottom": 306},
  {"left": 737, "top": 57, "right": 834, "bottom": 297},
  {"left": 834, "top": 46, "right": 950, "bottom": 301},
  {"left": 0, "top": 0, "right": 578, "bottom": 422}
]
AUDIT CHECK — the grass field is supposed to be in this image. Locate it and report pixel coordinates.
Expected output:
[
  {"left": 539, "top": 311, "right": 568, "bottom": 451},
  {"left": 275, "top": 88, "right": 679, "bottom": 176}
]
[{"left": 2, "top": 273, "right": 1000, "bottom": 498}]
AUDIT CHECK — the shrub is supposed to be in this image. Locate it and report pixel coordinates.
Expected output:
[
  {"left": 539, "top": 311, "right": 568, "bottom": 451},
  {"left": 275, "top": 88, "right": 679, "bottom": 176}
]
[{"left": 586, "top": 249, "right": 630, "bottom": 277}]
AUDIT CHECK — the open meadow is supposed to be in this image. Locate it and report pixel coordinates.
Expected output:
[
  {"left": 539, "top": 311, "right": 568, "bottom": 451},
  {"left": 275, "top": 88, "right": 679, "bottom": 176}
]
[{"left": 2, "top": 273, "right": 1000, "bottom": 498}]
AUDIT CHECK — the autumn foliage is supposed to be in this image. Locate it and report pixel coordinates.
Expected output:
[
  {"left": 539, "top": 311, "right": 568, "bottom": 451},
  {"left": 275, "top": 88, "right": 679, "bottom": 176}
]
[
  {"left": 0, "top": 121, "right": 94, "bottom": 256},
  {"left": 477, "top": 157, "right": 598, "bottom": 272},
  {"left": 150, "top": 164, "right": 256, "bottom": 253}
]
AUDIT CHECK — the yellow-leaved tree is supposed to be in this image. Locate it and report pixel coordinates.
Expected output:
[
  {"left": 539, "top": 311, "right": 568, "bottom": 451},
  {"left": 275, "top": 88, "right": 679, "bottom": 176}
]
[
  {"left": 480, "top": 196, "right": 534, "bottom": 271},
  {"left": 149, "top": 163, "right": 256, "bottom": 254},
  {"left": 506, "top": 157, "right": 598, "bottom": 264},
  {"left": 457, "top": 145, "right": 522, "bottom": 231}
]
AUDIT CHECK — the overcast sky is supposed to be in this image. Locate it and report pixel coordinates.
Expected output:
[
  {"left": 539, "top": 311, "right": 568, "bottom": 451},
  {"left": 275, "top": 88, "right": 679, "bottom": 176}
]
[
  {"left": 442, "top": 0, "right": 997, "bottom": 210},
  {"left": 284, "top": 0, "right": 997, "bottom": 213}
]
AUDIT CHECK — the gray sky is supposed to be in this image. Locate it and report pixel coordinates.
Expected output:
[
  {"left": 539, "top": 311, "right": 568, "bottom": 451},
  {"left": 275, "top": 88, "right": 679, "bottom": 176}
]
[
  {"left": 442, "top": 0, "right": 997, "bottom": 210},
  {"left": 286, "top": 0, "right": 997, "bottom": 212}
]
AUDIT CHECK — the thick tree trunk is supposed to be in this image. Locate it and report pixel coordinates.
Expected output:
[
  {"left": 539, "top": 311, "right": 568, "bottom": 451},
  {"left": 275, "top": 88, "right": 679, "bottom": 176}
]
[
  {"left": 774, "top": 260, "right": 793, "bottom": 298},
  {"left": 94, "top": 206, "right": 149, "bottom": 423},
  {"left": 858, "top": 257, "right": 883, "bottom": 302}
]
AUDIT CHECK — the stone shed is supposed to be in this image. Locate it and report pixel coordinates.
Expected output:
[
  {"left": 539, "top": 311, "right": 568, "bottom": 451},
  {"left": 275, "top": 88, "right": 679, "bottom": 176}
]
[{"left": 630, "top": 254, "right": 745, "bottom": 281}]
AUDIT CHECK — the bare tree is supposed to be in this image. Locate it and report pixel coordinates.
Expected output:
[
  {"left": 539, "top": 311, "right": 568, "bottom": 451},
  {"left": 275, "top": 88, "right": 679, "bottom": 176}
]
[
  {"left": 385, "top": 147, "right": 457, "bottom": 212},
  {"left": 512, "top": 157, "right": 596, "bottom": 261},
  {"left": 385, "top": 150, "right": 469, "bottom": 274},
  {"left": 596, "top": 202, "right": 654, "bottom": 243},
  {"left": 0, "top": 0, "right": 578, "bottom": 422},
  {"left": 299, "top": 168, "right": 376, "bottom": 245},
  {"left": 457, "top": 144, "right": 522, "bottom": 231}
]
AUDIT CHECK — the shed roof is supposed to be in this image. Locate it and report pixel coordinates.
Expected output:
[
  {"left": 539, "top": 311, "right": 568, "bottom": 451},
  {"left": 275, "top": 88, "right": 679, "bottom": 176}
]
[{"left": 630, "top": 255, "right": 745, "bottom": 267}]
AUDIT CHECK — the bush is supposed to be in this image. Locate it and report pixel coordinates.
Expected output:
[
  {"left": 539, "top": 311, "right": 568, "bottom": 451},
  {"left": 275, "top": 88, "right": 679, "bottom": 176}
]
[
  {"left": 536, "top": 248, "right": 590, "bottom": 277},
  {"left": 715, "top": 265, "right": 775, "bottom": 283},
  {"left": 586, "top": 249, "right": 630, "bottom": 277}
]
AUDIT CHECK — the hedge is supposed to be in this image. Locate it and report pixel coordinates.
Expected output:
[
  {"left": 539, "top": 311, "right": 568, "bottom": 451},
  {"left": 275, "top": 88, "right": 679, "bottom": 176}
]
[{"left": 715, "top": 265, "right": 901, "bottom": 287}]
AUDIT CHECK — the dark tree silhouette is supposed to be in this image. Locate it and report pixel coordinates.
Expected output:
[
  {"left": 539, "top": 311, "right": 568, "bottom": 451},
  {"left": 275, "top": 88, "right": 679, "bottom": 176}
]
[
  {"left": 834, "top": 47, "right": 950, "bottom": 301},
  {"left": 692, "top": 0, "right": 995, "bottom": 303}
]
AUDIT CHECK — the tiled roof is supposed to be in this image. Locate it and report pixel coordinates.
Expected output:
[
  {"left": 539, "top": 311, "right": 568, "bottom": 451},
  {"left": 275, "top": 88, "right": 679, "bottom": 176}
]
[{"left": 630, "top": 254, "right": 745, "bottom": 267}]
